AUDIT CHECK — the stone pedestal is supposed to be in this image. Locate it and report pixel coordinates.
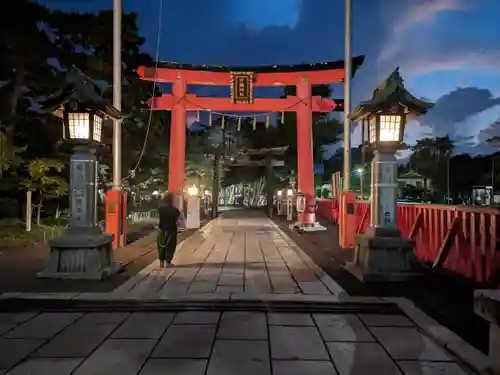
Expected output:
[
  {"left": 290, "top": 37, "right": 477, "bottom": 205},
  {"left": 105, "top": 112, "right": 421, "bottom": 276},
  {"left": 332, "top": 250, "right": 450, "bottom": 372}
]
[
  {"left": 38, "top": 230, "right": 120, "bottom": 280},
  {"left": 474, "top": 289, "right": 500, "bottom": 374},
  {"left": 38, "top": 146, "right": 120, "bottom": 280},
  {"left": 346, "top": 227, "right": 419, "bottom": 282}
]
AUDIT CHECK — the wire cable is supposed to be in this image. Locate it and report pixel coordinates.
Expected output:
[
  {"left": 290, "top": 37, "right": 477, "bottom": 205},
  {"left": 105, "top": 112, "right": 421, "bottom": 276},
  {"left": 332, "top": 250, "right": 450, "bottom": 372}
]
[{"left": 123, "top": 0, "right": 164, "bottom": 182}]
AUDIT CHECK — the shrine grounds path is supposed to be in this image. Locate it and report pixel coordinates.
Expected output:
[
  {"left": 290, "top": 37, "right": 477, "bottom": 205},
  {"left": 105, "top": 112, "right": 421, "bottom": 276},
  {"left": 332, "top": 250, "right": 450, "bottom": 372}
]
[{"left": 0, "top": 210, "right": 489, "bottom": 374}]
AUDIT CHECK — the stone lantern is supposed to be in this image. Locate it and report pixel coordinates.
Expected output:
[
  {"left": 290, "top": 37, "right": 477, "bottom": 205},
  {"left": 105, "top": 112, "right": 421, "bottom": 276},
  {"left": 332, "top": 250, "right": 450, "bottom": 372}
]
[
  {"left": 346, "top": 68, "right": 433, "bottom": 281},
  {"left": 38, "top": 67, "right": 127, "bottom": 280}
]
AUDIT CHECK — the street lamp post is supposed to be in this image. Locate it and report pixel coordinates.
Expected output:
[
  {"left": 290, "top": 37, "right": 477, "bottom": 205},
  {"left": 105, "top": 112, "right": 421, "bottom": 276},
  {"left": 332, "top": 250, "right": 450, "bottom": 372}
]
[
  {"left": 38, "top": 68, "right": 126, "bottom": 280},
  {"left": 346, "top": 68, "right": 433, "bottom": 282}
]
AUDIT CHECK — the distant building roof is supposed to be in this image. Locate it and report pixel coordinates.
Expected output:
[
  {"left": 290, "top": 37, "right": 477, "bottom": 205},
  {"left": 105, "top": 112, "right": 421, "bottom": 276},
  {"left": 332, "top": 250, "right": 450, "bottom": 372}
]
[{"left": 398, "top": 171, "right": 425, "bottom": 179}]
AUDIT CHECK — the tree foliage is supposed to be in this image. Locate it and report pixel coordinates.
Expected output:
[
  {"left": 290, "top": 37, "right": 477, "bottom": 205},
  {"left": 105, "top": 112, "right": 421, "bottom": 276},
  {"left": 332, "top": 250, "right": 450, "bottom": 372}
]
[
  {"left": 409, "top": 136, "right": 454, "bottom": 195},
  {"left": 20, "top": 158, "right": 68, "bottom": 224},
  {"left": 0, "top": 1, "right": 164, "bottom": 218},
  {"left": 0, "top": 125, "right": 25, "bottom": 179}
]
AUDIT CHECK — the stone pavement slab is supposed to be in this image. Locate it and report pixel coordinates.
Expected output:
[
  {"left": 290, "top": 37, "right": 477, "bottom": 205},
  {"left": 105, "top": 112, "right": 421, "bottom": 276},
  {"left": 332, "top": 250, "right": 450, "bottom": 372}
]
[
  {"left": 327, "top": 342, "right": 401, "bottom": 375},
  {"left": 217, "top": 311, "right": 267, "bottom": 340},
  {"left": 0, "top": 310, "right": 475, "bottom": 375},
  {"left": 207, "top": 340, "right": 270, "bottom": 375},
  {"left": 270, "top": 325, "right": 330, "bottom": 360},
  {"left": 71, "top": 339, "right": 157, "bottom": 375},
  {"left": 272, "top": 360, "right": 337, "bottom": 375},
  {"left": 152, "top": 325, "right": 216, "bottom": 358},
  {"left": 3, "top": 358, "right": 82, "bottom": 375},
  {"left": 3, "top": 312, "right": 82, "bottom": 339},
  {"left": 111, "top": 312, "right": 174, "bottom": 339},
  {"left": 139, "top": 359, "right": 207, "bottom": 375}
]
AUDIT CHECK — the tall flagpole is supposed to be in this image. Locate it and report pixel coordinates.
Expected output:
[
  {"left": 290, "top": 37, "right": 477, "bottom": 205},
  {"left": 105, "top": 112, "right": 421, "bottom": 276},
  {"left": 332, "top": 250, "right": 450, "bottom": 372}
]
[
  {"left": 113, "top": 0, "right": 123, "bottom": 246},
  {"left": 343, "top": 0, "right": 352, "bottom": 191}
]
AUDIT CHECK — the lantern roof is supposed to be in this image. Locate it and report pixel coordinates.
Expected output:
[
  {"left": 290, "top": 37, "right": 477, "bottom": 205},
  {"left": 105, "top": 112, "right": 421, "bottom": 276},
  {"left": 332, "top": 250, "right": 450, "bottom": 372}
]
[
  {"left": 349, "top": 67, "right": 433, "bottom": 122},
  {"left": 40, "top": 67, "right": 127, "bottom": 120}
]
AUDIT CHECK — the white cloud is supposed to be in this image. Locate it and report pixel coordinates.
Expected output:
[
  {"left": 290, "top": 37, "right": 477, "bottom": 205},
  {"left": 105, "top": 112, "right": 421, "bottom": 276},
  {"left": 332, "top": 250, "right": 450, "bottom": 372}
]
[{"left": 377, "top": 0, "right": 466, "bottom": 63}]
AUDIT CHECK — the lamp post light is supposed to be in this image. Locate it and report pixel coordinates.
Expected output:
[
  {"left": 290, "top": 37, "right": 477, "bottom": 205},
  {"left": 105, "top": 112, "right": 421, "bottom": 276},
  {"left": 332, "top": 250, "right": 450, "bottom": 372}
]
[
  {"left": 185, "top": 184, "right": 201, "bottom": 229},
  {"left": 346, "top": 68, "right": 433, "bottom": 282},
  {"left": 38, "top": 67, "right": 126, "bottom": 280},
  {"left": 276, "top": 190, "right": 283, "bottom": 215},
  {"left": 357, "top": 168, "right": 365, "bottom": 199},
  {"left": 286, "top": 187, "right": 295, "bottom": 221}
]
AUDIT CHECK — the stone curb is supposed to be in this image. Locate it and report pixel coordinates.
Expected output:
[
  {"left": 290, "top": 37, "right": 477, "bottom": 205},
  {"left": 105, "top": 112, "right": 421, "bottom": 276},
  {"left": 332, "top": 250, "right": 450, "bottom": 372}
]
[
  {"left": 0, "top": 292, "right": 384, "bottom": 303},
  {"left": 384, "top": 297, "right": 492, "bottom": 375}
]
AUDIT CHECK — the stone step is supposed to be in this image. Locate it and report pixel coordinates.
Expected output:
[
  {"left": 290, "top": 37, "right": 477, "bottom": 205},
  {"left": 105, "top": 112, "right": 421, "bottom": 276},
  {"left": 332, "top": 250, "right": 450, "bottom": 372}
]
[{"left": 0, "top": 297, "right": 403, "bottom": 314}]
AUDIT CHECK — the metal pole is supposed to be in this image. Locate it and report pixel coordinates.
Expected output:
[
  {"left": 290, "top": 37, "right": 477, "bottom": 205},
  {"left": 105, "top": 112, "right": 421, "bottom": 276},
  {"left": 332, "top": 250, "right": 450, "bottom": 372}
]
[
  {"left": 112, "top": 0, "right": 122, "bottom": 189},
  {"left": 25, "top": 191, "right": 32, "bottom": 232},
  {"left": 360, "top": 120, "right": 366, "bottom": 199},
  {"left": 343, "top": 0, "right": 352, "bottom": 191},
  {"left": 112, "top": 0, "right": 123, "bottom": 246},
  {"left": 447, "top": 155, "right": 450, "bottom": 203},
  {"left": 212, "top": 151, "right": 220, "bottom": 219},
  {"left": 492, "top": 157, "right": 496, "bottom": 205}
]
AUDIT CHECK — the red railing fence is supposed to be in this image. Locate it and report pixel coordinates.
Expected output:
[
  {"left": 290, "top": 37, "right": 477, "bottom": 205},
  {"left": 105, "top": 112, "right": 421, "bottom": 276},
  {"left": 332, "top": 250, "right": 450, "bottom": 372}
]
[{"left": 316, "top": 198, "right": 500, "bottom": 285}]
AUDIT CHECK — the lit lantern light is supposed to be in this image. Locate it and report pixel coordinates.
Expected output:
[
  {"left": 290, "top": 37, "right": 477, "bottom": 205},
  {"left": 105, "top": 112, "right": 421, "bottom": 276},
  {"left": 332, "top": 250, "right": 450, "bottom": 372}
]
[
  {"left": 187, "top": 184, "right": 199, "bottom": 196},
  {"left": 277, "top": 190, "right": 283, "bottom": 196},
  {"left": 63, "top": 108, "right": 104, "bottom": 144},
  {"left": 367, "top": 112, "right": 406, "bottom": 146},
  {"left": 286, "top": 189, "right": 294, "bottom": 197}
]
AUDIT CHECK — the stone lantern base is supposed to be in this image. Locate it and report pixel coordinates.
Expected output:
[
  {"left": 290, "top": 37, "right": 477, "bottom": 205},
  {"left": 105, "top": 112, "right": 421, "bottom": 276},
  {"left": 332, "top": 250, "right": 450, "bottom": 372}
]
[
  {"left": 474, "top": 289, "right": 500, "bottom": 373},
  {"left": 345, "top": 227, "right": 420, "bottom": 282},
  {"left": 38, "top": 230, "right": 121, "bottom": 280}
]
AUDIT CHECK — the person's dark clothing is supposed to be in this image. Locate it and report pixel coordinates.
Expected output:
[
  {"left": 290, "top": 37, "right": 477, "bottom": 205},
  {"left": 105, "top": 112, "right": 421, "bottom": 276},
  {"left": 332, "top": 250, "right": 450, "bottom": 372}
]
[
  {"left": 157, "top": 205, "right": 180, "bottom": 263},
  {"left": 158, "top": 205, "right": 180, "bottom": 232},
  {"left": 157, "top": 229, "right": 178, "bottom": 263}
]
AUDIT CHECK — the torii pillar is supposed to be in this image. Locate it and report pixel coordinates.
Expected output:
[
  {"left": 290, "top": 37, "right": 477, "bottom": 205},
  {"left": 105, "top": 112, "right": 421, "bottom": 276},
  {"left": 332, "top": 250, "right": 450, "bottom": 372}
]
[
  {"left": 296, "top": 77, "right": 319, "bottom": 229},
  {"left": 168, "top": 74, "right": 187, "bottom": 209}
]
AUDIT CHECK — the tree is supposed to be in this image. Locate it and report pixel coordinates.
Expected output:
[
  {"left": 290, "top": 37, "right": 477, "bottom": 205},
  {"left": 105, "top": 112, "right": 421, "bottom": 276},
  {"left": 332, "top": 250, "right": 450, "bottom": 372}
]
[
  {"left": 410, "top": 136, "right": 455, "bottom": 196},
  {"left": 0, "top": 0, "right": 56, "bottom": 118},
  {"left": 20, "top": 158, "right": 68, "bottom": 225},
  {"left": 0, "top": 125, "right": 25, "bottom": 179}
]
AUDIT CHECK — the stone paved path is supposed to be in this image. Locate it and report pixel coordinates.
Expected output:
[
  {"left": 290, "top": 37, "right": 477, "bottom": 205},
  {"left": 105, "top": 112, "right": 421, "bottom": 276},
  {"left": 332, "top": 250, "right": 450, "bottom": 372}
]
[
  {"left": 111, "top": 210, "right": 344, "bottom": 299},
  {"left": 0, "top": 211, "right": 483, "bottom": 374},
  {"left": 0, "top": 310, "right": 471, "bottom": 374}
]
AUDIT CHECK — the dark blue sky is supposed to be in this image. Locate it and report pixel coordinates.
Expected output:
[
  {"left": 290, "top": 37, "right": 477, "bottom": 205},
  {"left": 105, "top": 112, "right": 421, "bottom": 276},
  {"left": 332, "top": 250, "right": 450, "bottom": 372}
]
[{"left": 42, "top": 0, "right": 500, "bottom": 155}]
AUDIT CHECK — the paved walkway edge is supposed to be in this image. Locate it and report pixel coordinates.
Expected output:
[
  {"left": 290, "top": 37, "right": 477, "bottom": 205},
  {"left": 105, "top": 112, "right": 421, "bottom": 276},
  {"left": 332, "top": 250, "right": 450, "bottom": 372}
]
[
  {"left": 384, "top": 297, "right": 492, "bottom": 375},
  {"left": 268, "top": 219, "right": 346, "bottom": 295}
]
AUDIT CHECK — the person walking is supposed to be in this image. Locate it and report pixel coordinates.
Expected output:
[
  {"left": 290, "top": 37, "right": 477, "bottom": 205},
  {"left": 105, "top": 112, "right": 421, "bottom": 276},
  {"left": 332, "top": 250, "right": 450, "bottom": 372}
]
[{"left": 157, "top": 192, "right": 182, "bottom": 267}]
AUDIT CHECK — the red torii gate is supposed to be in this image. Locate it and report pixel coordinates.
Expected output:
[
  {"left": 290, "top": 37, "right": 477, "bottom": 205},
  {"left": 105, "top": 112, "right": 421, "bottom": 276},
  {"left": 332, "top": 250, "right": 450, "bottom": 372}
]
[{"left": 136, "top": 57, "right": 364, "bottom": 225}]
